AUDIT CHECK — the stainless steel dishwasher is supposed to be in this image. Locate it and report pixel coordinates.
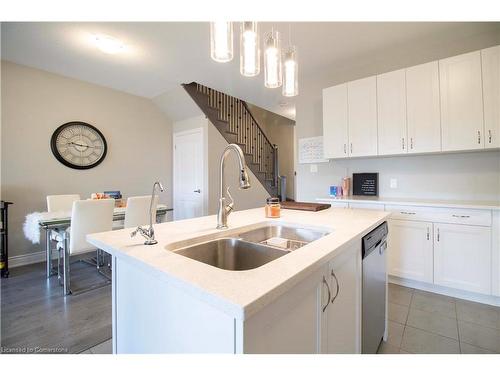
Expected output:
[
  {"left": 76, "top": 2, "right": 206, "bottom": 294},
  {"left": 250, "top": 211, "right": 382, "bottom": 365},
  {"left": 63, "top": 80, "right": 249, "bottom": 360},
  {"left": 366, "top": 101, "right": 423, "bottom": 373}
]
[{"left": 362, "top": 221, "right": 388, "bottom": 354}]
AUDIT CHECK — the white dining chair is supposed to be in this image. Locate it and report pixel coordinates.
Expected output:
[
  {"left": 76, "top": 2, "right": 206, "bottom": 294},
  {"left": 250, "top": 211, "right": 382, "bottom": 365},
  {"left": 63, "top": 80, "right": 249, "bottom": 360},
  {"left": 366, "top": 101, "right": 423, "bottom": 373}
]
[
  {"left": 46, "top": 194, "right": 81, "bottom": 277},
  {"left": 46, "top": 194, "right": 81, "bottom": 212},
  {"left": 59, "top": 199, "right": 114, "bottom": 295},
  {"left": 124, "top": 195, "right": 159, "bottom": 229}
]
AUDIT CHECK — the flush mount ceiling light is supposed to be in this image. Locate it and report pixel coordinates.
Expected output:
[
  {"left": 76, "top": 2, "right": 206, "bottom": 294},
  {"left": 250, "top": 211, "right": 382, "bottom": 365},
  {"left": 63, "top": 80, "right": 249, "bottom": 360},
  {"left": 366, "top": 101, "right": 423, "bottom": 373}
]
[
  {"left": 240, "top": 22, "right": 260, "bottom": 77},
  {"left": 94, "top": 34, "right": 125, "bottom": 54},
  {"left": 210, "top": 22, "right": 234, "bottom": 63}
]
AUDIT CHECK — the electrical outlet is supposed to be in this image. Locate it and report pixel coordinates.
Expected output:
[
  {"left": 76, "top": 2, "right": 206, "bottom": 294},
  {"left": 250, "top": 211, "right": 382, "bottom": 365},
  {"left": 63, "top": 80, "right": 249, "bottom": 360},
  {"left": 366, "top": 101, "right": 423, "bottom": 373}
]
[
  {"left": 310, "top": 164, "right": 318, "bottom": 173},
  {"left": 390, "top": 178, "right": 398, "bottom": 189}
]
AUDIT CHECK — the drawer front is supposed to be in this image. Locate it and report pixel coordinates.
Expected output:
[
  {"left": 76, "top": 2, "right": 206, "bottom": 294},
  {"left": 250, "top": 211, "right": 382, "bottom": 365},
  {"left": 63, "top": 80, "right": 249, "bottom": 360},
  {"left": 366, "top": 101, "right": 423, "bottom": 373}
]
[
  {"left": 348, "top": 202, "right": 385, "bottom": 210},
  {"left": 385, "top": 205, "right": 492, "bottom": 226}
]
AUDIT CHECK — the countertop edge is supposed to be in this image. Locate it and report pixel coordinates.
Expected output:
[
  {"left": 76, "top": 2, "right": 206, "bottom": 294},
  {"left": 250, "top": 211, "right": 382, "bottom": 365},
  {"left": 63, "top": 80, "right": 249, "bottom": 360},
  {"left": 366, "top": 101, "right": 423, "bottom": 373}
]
[{"left": 316, "top": 197, "right": 500, "bottom": 210}]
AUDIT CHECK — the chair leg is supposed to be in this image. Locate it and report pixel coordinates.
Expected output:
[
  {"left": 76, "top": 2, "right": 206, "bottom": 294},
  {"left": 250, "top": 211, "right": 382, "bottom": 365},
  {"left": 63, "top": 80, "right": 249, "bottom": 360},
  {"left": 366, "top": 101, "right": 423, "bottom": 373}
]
[{"left": 62, "top": 233, "right": 71, "bottom": 295}]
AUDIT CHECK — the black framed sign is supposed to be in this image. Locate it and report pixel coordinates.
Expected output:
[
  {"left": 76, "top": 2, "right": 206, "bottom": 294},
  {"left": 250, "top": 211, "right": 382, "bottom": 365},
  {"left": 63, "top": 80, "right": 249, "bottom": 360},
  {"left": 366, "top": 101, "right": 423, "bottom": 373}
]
[{"left": 353, "top": 173, "right": 378, "bottom": 196}]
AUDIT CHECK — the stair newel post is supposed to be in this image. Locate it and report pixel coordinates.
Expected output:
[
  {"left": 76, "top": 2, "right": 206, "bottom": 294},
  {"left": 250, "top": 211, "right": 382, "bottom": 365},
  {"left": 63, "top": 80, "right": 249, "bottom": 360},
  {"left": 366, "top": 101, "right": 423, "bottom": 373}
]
[{"left": 273, "top": 144, "right": 279, "bottom": 189}]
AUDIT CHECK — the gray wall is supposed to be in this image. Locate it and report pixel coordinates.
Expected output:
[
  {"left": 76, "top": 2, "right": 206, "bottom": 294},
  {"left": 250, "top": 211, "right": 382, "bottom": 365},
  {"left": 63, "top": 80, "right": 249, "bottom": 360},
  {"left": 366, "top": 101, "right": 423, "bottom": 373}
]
[
  {"left": 1, "top": 61, "right": 173, "bottom": 258},
  {"left": 295, "top": 29, "right": 500, "bottom": 203},
  {"left": 246, "top": 103, "right": 296, "bottom": 200}
]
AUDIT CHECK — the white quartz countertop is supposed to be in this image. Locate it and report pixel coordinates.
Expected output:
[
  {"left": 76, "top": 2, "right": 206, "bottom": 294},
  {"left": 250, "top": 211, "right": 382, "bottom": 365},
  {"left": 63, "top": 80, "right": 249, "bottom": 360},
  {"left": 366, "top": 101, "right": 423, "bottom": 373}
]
[
  {"left": 87, "top": 207, "right": 389, "bottom": 320},
  {"left": 316, "top": 196, "right": 500, "bottom": 210}
]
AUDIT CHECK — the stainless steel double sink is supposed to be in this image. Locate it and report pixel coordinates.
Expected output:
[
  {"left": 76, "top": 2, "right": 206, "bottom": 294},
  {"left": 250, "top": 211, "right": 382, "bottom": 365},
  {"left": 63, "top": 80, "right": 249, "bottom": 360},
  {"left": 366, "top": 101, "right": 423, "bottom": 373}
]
[{"left": 171, "top": 223, "right": 332, "bottom": 271}]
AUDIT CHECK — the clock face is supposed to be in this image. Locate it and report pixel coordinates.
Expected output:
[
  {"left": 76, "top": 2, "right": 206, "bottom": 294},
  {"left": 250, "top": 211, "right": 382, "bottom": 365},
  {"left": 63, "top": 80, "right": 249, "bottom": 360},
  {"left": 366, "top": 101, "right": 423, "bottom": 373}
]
[{"left": 50, "top": 122, "right": 107, "bottom": 169}]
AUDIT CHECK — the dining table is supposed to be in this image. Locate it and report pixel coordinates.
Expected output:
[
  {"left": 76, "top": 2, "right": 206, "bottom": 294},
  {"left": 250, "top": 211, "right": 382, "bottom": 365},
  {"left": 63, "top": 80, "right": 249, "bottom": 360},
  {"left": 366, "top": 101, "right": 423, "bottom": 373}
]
[{"left": 40, "top": 205, "right": 172, "bottom": 278}]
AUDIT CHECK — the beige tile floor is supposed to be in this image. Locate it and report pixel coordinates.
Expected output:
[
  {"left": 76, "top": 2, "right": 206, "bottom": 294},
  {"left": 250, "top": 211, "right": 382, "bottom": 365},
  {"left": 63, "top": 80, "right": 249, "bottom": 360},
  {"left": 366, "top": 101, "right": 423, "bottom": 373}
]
[
  {"left": 81, "top": 283, "right": 500, "bottom": 354},
  {"left": 378, "top": 283, "right": 500, "bottom": 354}
]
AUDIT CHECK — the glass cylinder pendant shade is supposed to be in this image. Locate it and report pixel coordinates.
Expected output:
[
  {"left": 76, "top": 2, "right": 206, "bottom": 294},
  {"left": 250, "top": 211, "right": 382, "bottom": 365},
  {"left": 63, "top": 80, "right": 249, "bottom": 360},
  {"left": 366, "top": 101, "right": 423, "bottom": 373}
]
[
  {"left": 282, "top": 46, "right": 298, "bottom": 97},
  {"left": 210, "top": 22, "right": 233, "bottom": 62},
  {"left": 264, "top": 30, "right": 282, "bottom": 88},
  {"left": 240, "top": 22, "right": 260, "bottom": 77}
]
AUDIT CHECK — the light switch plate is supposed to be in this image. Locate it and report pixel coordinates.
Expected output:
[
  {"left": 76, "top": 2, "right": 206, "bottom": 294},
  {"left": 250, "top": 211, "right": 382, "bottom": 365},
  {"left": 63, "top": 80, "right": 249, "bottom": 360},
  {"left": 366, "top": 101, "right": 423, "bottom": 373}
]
[
  {"left": 390, "top": 178, "right": 398, "bottom": 189},
  {"left": 310, "top": 164, "right": 318, "bottom": 173}
]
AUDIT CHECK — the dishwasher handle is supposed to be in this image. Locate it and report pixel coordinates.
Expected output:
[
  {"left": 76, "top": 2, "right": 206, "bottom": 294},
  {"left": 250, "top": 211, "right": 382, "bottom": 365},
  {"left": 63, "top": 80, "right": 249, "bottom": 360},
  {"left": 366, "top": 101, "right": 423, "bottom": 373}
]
[{"left": 379, "top": 241, "right": 387, "bottom": 255}]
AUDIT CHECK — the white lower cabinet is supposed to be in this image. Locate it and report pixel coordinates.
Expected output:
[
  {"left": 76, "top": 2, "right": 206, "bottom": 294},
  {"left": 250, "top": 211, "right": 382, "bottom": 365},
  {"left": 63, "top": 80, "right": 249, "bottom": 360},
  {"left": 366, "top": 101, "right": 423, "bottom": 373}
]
[
  {"left": 434, "top": 223, "right": 492, "bottom": 295},
  {"left": 322, "top": 244, "right": 362, "bottom": 353},
  {"left": 243, "top": 243, "right": 362, "bottom": 354},
  {"left": 388, "top": 219, "right": 433, "bottom": 283}
]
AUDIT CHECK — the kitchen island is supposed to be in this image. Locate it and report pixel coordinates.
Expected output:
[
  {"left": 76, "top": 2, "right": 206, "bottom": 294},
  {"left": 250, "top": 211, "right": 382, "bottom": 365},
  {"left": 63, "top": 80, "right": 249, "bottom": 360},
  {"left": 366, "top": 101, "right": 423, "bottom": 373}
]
[{"left": 87, "top": 206, "right": 390, "bottom": 354}]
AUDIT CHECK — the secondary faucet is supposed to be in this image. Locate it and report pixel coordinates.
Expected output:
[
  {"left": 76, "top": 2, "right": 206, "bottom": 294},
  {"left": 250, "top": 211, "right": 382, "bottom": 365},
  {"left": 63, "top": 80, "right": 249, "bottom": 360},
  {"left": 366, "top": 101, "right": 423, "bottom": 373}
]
[
  {"left": 131, "top": 181, "right": 165, "bottom": 245},
  {"left": 217, "top": 144, "right": 251, "bottom": 229}
]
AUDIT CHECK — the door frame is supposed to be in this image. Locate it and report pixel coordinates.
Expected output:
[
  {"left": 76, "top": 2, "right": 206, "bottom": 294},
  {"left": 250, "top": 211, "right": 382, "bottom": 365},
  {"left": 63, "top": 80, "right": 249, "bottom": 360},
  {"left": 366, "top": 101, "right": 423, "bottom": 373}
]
[{"left": 173, "top": 127, "right": 207, "bottom": 220}]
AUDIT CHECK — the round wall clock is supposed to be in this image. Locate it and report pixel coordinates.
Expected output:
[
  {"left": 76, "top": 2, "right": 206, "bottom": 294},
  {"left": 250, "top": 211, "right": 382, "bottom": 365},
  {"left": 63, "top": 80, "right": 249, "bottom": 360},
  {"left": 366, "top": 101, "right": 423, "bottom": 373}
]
[{"left": 50, "top": 121, "right": 107, "bottom": 170}]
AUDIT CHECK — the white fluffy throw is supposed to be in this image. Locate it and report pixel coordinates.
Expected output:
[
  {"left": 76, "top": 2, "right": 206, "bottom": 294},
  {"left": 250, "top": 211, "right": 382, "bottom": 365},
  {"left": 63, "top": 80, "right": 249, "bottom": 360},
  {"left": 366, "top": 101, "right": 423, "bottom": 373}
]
[{"left": 23, "top": 211, "right": 70, "bottom": 244}]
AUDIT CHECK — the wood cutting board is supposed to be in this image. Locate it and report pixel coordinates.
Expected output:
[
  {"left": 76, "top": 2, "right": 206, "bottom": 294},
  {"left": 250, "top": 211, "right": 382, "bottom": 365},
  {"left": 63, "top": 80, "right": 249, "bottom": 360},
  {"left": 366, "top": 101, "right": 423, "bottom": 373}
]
[{"left": 280, "top": 201, "right": 331, "bottom": 212}]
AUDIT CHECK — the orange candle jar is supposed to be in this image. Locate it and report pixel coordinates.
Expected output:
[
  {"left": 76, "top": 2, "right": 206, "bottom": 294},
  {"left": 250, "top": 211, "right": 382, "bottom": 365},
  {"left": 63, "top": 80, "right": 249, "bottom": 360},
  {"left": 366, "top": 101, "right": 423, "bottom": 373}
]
[{"left": 265, "top": 197, "right": 281, "bottom": 218}]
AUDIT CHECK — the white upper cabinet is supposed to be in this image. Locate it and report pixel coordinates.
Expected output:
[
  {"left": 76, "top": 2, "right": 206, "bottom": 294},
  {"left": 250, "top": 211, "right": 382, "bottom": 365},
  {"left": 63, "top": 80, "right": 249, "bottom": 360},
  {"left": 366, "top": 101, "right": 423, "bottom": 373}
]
[
  {"left": 481, "top": 45, "right": 500, "bottom": 149},
  {"left": 321, "top": 45, "right": 499, "bottom": 159},
  {"left": 347, "top": 76, "right": 378, "bottom": 157},
  {"left": 377, "top": 69, "right": 407, "bottom": 155},
  {"left": 439, "top": 51, "right": 484, "bottom": 151},
  {"left": 406, "top": 61, "right": 442, "bottom": 153},
  {"left": 322, "top": 84, "right": 349, "bottom": 158}
]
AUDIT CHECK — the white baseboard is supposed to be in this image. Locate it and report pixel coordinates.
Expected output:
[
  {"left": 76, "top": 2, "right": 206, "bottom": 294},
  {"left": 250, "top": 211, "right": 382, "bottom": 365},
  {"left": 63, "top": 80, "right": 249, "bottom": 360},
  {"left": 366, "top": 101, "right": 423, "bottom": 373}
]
[
  {"left": 389, "top": 275, "right": 500, "bottom": 307},
  {"left": 9, "top": 250, "right": 46, "bottom": 268}
]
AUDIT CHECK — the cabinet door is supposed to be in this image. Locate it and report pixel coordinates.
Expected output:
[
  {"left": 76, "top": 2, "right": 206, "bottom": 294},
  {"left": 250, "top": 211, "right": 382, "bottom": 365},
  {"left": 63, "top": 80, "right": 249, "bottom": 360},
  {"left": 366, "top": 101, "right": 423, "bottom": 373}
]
[
  {"left": 406, "top": 61, "right": 442, "bottom": 153},
  {"left": 482, "top": 45, "right": 500, "bottom": 149},
  {"left": 243, "top": 265, "right": 326, "bottom": 353},
  {"left": 348, "top": 76, "right": 378, "bottom": 157},
  {"left": 387, "top": 219, "right": 433, "bottom": 283},
  {"left": 434, "top": 223, "right": 491, "bottom": 295},
  {"left": 324, "top": 244, "right": 362, "bottom": 354},
  {"left": 323, "top": 84, "right": 349, "bottom": 158},
  {"left": 377, "top": 69, "right": 407, "bottom": 155},
  {"left": 439, "top": 51, "right": 484, "bottom": 151}
]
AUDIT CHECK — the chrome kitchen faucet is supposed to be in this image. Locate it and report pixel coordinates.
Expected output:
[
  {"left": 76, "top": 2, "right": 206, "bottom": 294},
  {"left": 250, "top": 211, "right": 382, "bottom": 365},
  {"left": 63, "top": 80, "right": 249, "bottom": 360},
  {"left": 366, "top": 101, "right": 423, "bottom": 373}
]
[
  {"left": 217, "top": 144, "right": 251, "bottom": 229},
  {"left": 131, "top": 181, "right": 164, "bottom": 245}
]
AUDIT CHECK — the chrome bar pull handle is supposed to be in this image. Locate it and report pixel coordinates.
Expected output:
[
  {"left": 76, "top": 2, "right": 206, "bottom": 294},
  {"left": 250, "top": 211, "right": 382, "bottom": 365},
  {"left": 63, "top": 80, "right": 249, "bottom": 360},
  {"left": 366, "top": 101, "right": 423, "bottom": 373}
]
[
  {"left": 410, "top": 137, "right": 413, "bottom": 150},
  {"left": 350, "top": 143, "right": 353, "bottom": 154},
  {"left": 402, "top": 137, "right": 405, "bottom": 150},
  {"left": 331, "top": 270, "right": 340, "bottom": 303},
  {"left": 322, "top": 276, "right": 331, "bottom": 312},
  {"left": 478, "top": 130, "right": 481, "bottom": 144},
  {"left": 437, "top": 227, "right": 440, "bottom": 242},
  {"left": 344, "top": 143, "right": 346, "bottom": 154},
  {"left": 426, "top": 227, "right": 430, "bottom": 240},
  {"left": 488, "top": 130, "right": 492, "bottom": 144}
]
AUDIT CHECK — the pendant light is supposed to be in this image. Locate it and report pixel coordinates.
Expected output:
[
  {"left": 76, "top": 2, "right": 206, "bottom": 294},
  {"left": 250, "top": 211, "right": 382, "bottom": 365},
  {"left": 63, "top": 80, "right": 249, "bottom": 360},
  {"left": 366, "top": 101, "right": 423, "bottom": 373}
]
[
  {"left": 282, "top": 26, "right": 298, "bottom": 97},
  {"left": 240, "top": 22, "right": 260, "bottom": 77},
  {"left": 264, "top": 29, "right": 282, "bottom": 88},
  {"left": 210, "top": 22, "right": 233, "bottom": 63}
]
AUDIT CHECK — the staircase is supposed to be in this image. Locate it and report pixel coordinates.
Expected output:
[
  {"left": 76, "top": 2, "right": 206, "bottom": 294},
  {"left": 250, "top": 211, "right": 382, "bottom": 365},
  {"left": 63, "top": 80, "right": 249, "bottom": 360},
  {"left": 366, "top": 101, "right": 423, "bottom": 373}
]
[{"left": 183, "top": 82, "right": 279, "bottom": 197}]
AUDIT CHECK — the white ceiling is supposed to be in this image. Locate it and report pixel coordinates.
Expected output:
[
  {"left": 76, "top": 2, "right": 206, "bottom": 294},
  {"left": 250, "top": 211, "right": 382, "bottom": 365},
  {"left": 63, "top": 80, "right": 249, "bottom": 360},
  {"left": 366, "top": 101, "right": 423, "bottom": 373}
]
[{"left": 2, "top": 22, "right": 499, "bottom": 119}]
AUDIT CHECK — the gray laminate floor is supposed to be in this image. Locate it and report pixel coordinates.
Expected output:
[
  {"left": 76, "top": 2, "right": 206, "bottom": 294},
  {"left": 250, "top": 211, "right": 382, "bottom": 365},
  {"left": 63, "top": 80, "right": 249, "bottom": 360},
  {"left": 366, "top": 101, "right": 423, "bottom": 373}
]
[
  {"left": 378, "top": 283, "right": 500, "bottom": 354},
  {"left": 2, "top": 262, "right": 499, "bottom": 354},
  {"left": 1, "top": 261, "right": 112, "bottom": 354}
]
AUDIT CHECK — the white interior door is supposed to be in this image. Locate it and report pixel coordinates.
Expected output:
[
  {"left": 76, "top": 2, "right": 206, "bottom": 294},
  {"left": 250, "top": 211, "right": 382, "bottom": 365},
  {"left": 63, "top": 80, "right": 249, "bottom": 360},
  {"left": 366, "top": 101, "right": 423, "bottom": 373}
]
[{"left": 173, "top": 128, "right": 205, "bottom": 220}]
